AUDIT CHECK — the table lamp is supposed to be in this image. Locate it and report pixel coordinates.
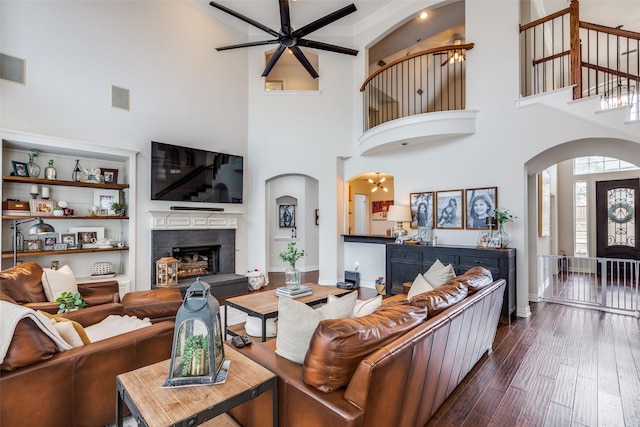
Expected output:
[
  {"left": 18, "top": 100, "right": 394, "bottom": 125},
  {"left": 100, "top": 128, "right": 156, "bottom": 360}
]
[
  {"left": 12, "top": 217, "right": 55, "bottom": 266},
  {"left": 387, "top": 205, "right": 412, "bottom": 241}
]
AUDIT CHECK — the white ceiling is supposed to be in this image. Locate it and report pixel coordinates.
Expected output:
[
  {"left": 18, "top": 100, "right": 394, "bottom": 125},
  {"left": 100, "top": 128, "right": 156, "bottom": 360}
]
[{"left": 197, "top": 0, "right": 640, "bottom": 68}]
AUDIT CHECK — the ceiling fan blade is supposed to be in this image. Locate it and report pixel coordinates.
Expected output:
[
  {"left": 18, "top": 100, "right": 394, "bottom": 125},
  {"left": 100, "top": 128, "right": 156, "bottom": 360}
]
[
  {"left": 209, "top": 1, "right": 279, "bottom": 38},
  {"left": 292, "top": 4, "right": 357, "bottom": 38},
  {"left": 290, "top": 46, "right": 319, "bottom": 78},
  {"left": 216, "top": 39, "right": 279, "bottom": 51},
  {"left": 279, "top": 0, "right": 292, "bottom": 35},
  {"left": 262, "top": 45, "right": 287, "bottom": 77},
  {"left": 298, "top": 39, "right": 358, "bottom": 56}
]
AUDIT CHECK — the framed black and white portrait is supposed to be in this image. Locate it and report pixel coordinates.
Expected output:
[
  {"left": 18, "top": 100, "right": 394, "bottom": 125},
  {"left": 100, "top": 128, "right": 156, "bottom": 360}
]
[
  {"left": 279, "top": 205, "right": 295, "bottom": 228},
  {"left": 410, "top": 192, "right": 434, "bottom": 229},
  {"left": 465, "top": 187, "right": 498, "bottom": 229},
  {"left": 435, "top": 190, "right": 463, "bottom": 229}
]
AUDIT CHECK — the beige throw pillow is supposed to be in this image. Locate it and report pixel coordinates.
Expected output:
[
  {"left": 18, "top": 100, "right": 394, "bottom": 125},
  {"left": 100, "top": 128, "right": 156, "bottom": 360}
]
[
  {"left": 407, "top": 273, "right": 435, "bottom": 299},
  {"left": 424, "top": 261, "right": 456, "bottom": 288},
  {"left": 41, "top": 265, "right": 78, "bottom": 302},
  {"left": 328, "top": 294, "right": 383, "bottom": 318},
  {"left": 276, "top": 291, "right": 357, "bottom": 364}
]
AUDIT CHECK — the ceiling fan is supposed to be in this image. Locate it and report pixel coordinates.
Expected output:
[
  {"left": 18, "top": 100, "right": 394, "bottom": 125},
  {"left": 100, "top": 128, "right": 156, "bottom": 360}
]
[
  {"left": 209, "top": 0, "right": 359, "bottom": 78},
  {"left": 438, "top": 39, "right": 466, "bottom": 66}
]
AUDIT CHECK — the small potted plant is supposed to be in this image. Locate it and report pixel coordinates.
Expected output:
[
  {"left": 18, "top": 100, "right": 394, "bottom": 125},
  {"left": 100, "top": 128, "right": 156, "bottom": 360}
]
[
  {"left": 494, "top": 208, "right": 516, "bottom": 248},
  {"left": 110, "top": 202, "right": 126, "bottom": 216},
  {"left": 279, "top": 242, "right": 305, "bottom": 290},
  {"left": 55, "top": 291, "right": 86, "bottom": 314},
  {"left": 181, "top": 334, "right": 209, "bottom": 376}
]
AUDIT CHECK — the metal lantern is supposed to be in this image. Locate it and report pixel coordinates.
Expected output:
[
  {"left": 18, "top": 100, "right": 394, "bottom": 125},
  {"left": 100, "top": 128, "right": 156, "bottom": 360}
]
[
  {"left": 155, "top": 257, "right": 179, "bottom": 288},
  {"left": 163, "top": 278, "right": 225, "bottom": 387}
]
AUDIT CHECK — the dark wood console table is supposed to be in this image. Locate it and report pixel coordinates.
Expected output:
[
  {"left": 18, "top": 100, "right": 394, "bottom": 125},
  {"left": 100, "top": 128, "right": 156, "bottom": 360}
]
[{"left": 385, "top": 243, "right": 516, "bottom": 321}]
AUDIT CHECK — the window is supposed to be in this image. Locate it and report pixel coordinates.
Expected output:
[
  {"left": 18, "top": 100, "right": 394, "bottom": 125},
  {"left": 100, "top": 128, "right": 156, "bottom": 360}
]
[
  {"left": 574, "top": 156, "right": 638, "bottom": 175},
  {"left": 574, "top": 181, "right": 588, "bottom": 257}
]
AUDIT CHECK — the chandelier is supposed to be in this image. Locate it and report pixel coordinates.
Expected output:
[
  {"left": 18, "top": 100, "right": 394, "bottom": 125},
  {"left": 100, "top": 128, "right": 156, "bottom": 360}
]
[{"left": 368, "top": 173, "right": 387, "bottom": 193}]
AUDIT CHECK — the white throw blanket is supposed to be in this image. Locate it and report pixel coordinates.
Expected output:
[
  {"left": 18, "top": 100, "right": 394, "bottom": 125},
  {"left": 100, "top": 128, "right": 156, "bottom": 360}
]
[{"left": 0, "top": 301, "right": 72, "bottom": 363}]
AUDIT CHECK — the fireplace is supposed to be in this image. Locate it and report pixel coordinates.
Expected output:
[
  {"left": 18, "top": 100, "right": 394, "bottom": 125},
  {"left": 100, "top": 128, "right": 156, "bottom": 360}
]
[
  {"left": 151, "top": 228, "right": 247, "bottom": 298},
  {"left": 172, "top": 244, "right": 220, "bottom": 279}
]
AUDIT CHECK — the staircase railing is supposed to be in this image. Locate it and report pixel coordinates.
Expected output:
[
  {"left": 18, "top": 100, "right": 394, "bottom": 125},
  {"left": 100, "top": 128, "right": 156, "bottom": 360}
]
[
  {"left": 520, "top": 0, "right": 639, "bottom": 121},
  {"left": 360, "top": 43, "right": 474, "bottom": 132}
]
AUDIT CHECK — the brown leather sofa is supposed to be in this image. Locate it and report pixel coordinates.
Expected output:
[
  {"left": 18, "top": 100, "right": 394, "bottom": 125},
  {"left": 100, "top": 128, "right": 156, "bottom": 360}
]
[
  {"left": 230, "top": 267, "right": 506, "bottom": 427},
  {"left": 0, "top": 262, "right": 183, "bottom": 427}
]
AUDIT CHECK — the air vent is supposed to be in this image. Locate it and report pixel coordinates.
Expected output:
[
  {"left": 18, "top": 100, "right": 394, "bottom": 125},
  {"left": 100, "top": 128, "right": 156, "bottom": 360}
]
[
  {"left": 111, "top": 85, "right": 130, "bottom": 111},
  {"left": 0, "top": 53, "right": 26, "bottom": 85}
]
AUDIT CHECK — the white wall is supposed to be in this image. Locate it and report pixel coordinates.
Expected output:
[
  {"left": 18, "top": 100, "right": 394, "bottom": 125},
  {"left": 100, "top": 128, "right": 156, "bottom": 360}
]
[
  {"left": 4, "top": 0, "right": 640, "bottom": 318},
  {"left": 1, "top": 0, "right": 249, "bottom": 289}
]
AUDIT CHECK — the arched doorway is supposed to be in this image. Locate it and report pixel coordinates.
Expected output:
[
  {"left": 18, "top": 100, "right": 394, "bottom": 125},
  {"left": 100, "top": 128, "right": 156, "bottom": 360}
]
[
  {"left": 525, "top": 138, "right": 640, "bottom": 306},
  {"left": 266, "top": 174, "right": 319, "bottom": 274}
]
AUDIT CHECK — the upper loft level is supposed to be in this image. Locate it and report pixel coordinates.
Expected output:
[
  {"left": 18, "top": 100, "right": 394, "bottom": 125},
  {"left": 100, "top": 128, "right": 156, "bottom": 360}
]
[{"left": 358, "top": 0, "right": 639, "bottom": 155}]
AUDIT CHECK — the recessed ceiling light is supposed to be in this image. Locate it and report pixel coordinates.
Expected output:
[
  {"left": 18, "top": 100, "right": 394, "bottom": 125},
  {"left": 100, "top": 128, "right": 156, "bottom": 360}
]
[{"left": 419, "top": 11, "right": 429, "bottom": 20}]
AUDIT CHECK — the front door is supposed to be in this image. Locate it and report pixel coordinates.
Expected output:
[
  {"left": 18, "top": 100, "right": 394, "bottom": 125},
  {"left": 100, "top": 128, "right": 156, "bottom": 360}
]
[{"left": 596, "top": 178, "right": 640, "bottom": 260}]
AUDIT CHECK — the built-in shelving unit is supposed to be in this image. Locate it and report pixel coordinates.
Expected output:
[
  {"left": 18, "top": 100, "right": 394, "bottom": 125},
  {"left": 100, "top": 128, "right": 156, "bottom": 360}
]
[{"left": 1, "top": 129, "right": 138, "bottom": 295}]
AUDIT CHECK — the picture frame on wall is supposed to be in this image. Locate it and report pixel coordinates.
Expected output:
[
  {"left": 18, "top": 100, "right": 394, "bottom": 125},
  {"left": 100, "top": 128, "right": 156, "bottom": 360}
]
[
  {"left": 465, "top": 187, "right": 498, "bottom": 229},
  {"left": 410, "top": 192, "right": 434, "bottom": 229},
  {"left": 435, "top": 190, "right": 463, "bottom": 229},
  {"left": 371, "top": 200, "right": 393, "bottom": 221},
  {"left": 279, "top": 205, "right": 295, "bottom": 228}
]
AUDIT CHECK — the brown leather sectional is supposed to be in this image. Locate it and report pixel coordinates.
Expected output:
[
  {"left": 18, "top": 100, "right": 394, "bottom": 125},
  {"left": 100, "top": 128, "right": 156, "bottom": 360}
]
[
  {"left": 230, "top": 268, "right": 506, "bottom": 427},
  {"left": 0, "top": 262, "right": 182, "bottom": 427}
]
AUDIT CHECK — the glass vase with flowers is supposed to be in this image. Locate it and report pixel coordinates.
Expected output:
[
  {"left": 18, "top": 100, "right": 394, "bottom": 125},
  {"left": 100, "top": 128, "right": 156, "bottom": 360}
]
[{"left": 279, "top": 242, "right": 306, "bottom": 290}]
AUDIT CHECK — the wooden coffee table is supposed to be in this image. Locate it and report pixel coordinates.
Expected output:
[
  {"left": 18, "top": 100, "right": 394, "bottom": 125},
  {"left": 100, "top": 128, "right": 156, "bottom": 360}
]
[
  {"left": 116, "top": 343, "right": 277, "bottom": 427},
  {"left": 225, "top": 283, "right": 352, "bottom": 342}
]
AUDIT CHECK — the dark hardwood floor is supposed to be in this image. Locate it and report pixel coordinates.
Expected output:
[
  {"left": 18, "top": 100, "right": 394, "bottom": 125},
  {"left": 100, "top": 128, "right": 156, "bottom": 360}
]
[
  {"left": 428, "top": 301, "right": 640, "bottom": 427},
  {"left": 227, "top": 272, "right": 640, "bottom": 426}
]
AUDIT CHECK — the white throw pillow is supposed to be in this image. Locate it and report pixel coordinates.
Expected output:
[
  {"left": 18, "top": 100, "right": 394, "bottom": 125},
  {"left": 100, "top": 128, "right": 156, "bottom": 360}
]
[
  {"left": 276, "top": 291, "right": 357, "bottom": 364},
  {"left": 84, "top": 315, "right": 152, "bottom": 342},
  {"left": 245, "top": 316, "right": 278, "bottom": 338},
  {"left": 48, "top": 318, "right": 84, "bottom": 348},
  {"left": 423, "top": 261, "right": 456, "bottom": 288},
  {"left": 407, "top": 273, "right": 435, "bottom": 299},
  {"left": 329, "top": 294, "right": 383, "bottom": 318},
  {"left": 41, "top": 265, "right": 78, "bottom": 302}
]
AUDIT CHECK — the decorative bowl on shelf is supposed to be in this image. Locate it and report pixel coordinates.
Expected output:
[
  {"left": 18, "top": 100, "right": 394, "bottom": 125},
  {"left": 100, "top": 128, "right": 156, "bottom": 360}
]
[{"left": 91, "top": 261, "right": 114, "bottom": 275}]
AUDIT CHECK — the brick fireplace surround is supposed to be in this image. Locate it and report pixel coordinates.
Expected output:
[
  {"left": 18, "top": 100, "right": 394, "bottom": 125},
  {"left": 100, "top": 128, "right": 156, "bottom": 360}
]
[{"left": 149, "top": 211, "right": 247, "bottom": 298}]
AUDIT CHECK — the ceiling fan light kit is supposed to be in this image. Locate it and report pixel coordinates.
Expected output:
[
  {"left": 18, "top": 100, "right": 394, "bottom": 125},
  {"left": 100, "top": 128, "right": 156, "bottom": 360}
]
[{"left": 210, "top": 0, "right": 359, "bottom": 78}]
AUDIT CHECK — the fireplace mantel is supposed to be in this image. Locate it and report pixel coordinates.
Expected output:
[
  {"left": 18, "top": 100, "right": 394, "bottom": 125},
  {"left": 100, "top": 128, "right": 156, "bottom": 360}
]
[{"left": 148, "top": 210, "right": 239, "bottom": 230}]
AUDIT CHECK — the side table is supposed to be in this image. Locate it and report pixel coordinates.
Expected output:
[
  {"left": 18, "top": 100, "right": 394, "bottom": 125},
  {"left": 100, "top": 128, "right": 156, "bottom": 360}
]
[{"left": 116, "top": 343, "right": 277, "bottom": 427}]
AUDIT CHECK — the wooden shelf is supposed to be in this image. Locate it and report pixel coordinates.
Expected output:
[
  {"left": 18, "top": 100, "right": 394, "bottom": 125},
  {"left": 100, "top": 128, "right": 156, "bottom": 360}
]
[
  {"left": 2, "top": 215, "right": 128, "bottom": 220},
  {"left": 2, "top": 246, "right": 129, "bottom": 259},
  {"left": 2, "top": 175, "right": 129, "bottom": 190}
]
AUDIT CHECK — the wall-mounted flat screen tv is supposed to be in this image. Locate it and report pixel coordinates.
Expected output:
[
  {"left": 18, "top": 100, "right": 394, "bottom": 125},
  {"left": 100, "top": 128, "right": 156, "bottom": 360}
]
[{"left": 151, "top": 141, "right": 243, "bottom": 204}]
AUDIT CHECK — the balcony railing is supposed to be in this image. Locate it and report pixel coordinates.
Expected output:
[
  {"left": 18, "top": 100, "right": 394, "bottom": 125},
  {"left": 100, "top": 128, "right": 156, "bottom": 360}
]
[
  {"left": 360, "top": 43, "right": 474, "bottom": 132},
  {"left": 520, "top": 0, "right": 639, "bottom": 121}
]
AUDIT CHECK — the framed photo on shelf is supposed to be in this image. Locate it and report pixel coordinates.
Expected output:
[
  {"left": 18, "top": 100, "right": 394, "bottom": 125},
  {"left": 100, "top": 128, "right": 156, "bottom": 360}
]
[
  {"left": 42, "top": 235, "right": 57, "bottom": 251},
  {"left": 101, "top": 168, "right": 118, "bottom": 184},
  {"left": 410, "top": 192, "right": 434, "bottom": 228},
  {"left": 93, "top": 189, "right": 120, "bottom": 215},
  {"left": 435, "top": 190, "right": 463, "bottom": 229},
  {"left": 279, "top": 205, "right": 295, "bottom": 228},
  {"left": 476, "top": 231, "right": 491, "bottom": 247},
  {"left": 69, "top": 226, "right": 105, "bottom": 248},
  {"left": 82, "top": 168, "right": 102, "bottom": 183},
  {"left": 487, "top": 236, "right": 502, "bottom": 248},
  {"left": 60, "top": 233, "right": 77, "bottom": 249},
  {"left": 465, "top": 187, "right": 498, "bottom": 230},
  {"left": 23, "top": 240, "right": 43, "bottom": 252},
  {"left": 417, "top": 226, "right": 432, "bottom": 243},
  {"left": 11, "top": 161, "right": 29, "bottom": 177},
  {"left": 30, "top": 199, "right": 56, "bottom": 216}
]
